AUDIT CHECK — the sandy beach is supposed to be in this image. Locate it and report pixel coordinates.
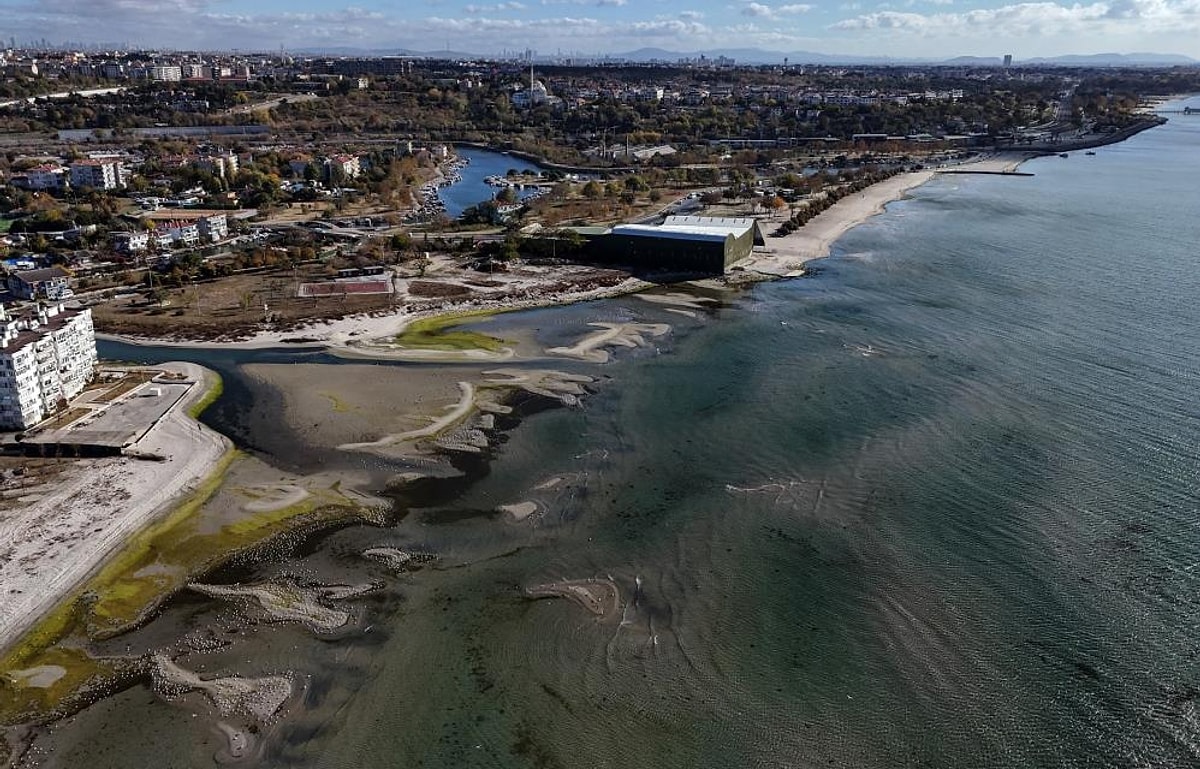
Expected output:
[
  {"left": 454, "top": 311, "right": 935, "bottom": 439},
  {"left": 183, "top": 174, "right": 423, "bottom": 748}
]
[
  {"left": 0, "top": 363, "right": 230, "bottom": 655},
  {"left": 732, "top": 151, "right": 1035, "bottom": 278}
]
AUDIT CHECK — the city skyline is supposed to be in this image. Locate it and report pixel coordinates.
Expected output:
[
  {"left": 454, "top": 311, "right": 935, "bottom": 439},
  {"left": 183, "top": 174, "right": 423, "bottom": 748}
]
[{"left": 6, "top": 0, "right": 1200, "bottom": 61}]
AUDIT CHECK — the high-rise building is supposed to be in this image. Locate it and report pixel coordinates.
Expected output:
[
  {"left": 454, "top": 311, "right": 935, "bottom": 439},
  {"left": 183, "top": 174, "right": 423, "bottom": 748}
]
[
  {"left": 0, "top": 303, "right": 97, "bottom": 430},
  {"left": 1003, "top": 54, "right": 1013, "bottom": 68}
]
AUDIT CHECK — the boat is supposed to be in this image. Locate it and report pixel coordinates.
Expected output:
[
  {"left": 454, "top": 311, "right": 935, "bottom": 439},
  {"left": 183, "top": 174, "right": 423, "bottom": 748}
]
[
  {"left": 1059, "top": 153, "right": 1069, "bottom": 158},
  {"left": 1085, "top": 151, "right": 1096, "bottom": 156}
]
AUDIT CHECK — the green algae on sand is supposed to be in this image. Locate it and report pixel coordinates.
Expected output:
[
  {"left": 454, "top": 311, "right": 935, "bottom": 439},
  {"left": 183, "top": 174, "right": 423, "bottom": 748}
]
[
  {"left": 392, "top": 310, "right": 508, "bottom": 353},
  {"left": 0, "top": 451, "right": 378, "bottom": 726}
]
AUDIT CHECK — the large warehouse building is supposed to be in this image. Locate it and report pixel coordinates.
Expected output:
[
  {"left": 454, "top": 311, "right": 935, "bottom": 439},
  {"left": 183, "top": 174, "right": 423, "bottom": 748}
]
[{"left": 582, "top": 216, "right": 764, "bottom": 274}]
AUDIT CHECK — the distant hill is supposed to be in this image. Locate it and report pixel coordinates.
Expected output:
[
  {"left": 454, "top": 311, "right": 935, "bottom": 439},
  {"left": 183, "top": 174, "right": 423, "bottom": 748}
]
[
  {"left": 292, "top": 45, "right": 1196, "bottom": 68},
  {"left": 588, "top": 48, "right": 1196, "bottom": 67},
  {"left": 943, "top": 56, "right": 1005, "bottom": 67},
  {"left": 1024, "top": 52, "right": 1196, "bottom": 66}
]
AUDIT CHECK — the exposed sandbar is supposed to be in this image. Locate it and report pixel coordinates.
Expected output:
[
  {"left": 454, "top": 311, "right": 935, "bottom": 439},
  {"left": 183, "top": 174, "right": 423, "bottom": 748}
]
[
  {"left": 526, "top": 578, "right": 621, "bottom": 618},
  {"left": 547, "top": 322, "right": 671, "bottom": 363},
  {"left": 499, "top": 501, "right": 539, "bottom": 521},
  {"left": 189, "top": 581, "right": 358, "bottom": 634},
  {"left": 151, "top": 653, "right": 293, "bottom": 722}
]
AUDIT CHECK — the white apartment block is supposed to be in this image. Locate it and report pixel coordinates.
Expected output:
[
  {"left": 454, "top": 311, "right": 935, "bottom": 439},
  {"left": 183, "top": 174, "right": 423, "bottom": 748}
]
[
  {"left": 197, "top": 213, "right": 228, "bottom": 243},
  {"left": 149, "top": 65, "right": 183, "bottom": 82},
  {"left": 0, "top": 304, "right": 97, "bottom": 430},
  {"left": 112, "top": 230, "right": 151, "bottom": 253},
  {"left": 195, "top": 151, "right": 239, "bottom": 179},
  {"left": 69, "top": 159, "right": 125, "bottom": 190}
]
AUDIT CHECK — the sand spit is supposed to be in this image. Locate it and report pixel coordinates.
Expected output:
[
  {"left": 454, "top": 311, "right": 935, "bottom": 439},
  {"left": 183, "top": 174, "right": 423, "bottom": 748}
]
[
  {"left": 152, "top": 653, "right": 293, "bottom": 721},
  {"left": 547, "top": 322, "right": 671, "bottom": 363},
  {"left": 337, "top": 381, "right": 476, "bottom": 454},
  {"left": 189, "top": 580, "right": 370, "bottom": 633},
  {"left": 341, "top": 341, "right": 517, "bottom": 363},
  {"left": 321, "top": 365, "right": 592, "bottom": 462},
  {"left": 526, "top": 578, "right": 621, "bottom": 618},
  {"left": 499, "top": 501, "right": 540, "bottom": 521},
  {"left": 362, "top": 547, "right": 437, "bottom": 571},
  {"left": 635, "top": 292, "right": 719, "bottom": 311},
  {"left": 151, "top": 653, "right": 293, "bottom": 762},
  {"left": 482, "top": 368, "right": 593, "bottom": 406}
]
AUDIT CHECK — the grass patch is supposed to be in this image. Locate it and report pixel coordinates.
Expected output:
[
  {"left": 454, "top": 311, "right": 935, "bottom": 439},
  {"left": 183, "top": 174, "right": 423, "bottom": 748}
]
[
  {"left": 37, "top": 406, "right": 91, "bottom": 431},
  {"left": 93, "top": 370, "right": 157, "bottom": 403},
  {"left": 393, "top": 310, "right": 507, "bottom": 353},
  {"left": 186, "top": 371, "right": 223, "bottom": 419}
]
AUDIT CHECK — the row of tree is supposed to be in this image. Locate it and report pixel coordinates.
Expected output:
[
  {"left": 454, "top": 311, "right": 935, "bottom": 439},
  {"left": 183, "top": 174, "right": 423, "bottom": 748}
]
[{"left": 772, "top": 167, "right": 902, "bottom": 237}]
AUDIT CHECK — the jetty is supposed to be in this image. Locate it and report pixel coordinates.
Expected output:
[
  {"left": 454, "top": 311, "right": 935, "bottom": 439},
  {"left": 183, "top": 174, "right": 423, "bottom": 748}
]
[{"left": 937, "top": 169, "right": 1035, "bottom": 177}]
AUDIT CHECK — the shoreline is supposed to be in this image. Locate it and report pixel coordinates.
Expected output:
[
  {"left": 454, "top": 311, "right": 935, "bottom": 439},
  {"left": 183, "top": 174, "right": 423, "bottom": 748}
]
[
  {"left": 730, "top": 151, "right": 1035, "bottom": 278},
  {"left": 94, "top": 152, "right": 1039, "bottom": 354},
  {"left": 0, "top": 117, "right": 1176, "bottom": 731},
  {"left": 0, "top": 363, "right": 231, "bottom": 657}
]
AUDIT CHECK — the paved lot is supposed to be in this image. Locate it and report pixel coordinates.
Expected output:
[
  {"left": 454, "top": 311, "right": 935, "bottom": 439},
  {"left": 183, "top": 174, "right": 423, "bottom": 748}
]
[{"left": 27, "top": 381, "right": 193, "bottom": 448}]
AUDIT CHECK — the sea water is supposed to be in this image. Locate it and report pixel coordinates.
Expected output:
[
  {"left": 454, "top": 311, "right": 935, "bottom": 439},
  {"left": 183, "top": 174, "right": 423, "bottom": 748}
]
[{"left": 32, "top": 97, "right": 1200, "bottom": 767}]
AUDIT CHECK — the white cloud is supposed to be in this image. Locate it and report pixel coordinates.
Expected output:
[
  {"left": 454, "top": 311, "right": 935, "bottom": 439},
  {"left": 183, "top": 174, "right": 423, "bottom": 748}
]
[
  {"left": 464, "top": 2, "right": 526, "bottom": 14},
  {"left": 832, "top": 0, "right": 1200, "bottom": 36},
  {"left": 742, "top": 2, "right": 813, "bottom": 18},
  {"left": 10, "top": 0, "right": 1200, "bottom": 55}
]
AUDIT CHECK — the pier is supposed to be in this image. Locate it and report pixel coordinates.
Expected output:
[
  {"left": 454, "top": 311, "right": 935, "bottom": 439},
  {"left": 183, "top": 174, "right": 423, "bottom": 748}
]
[{"left": 938, "top": 170, "right": 1035, "bottom": 177}]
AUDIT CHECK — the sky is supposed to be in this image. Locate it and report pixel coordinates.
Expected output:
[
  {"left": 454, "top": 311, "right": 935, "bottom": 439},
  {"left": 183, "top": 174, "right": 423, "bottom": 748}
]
[{"left": 6, "top": 0, "right": 1200, "bottom": 60}]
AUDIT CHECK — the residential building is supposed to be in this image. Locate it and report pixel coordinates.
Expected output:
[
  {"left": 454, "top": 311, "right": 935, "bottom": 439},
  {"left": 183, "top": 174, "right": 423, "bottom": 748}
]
[
  {"left": 196, "top": 151, "right": 238, "bottom": 179},
  {"left": 148, "top": 65, "right": 183, "bottom": 82},
  {"left": 112, "top": 231, "right": 151, "bottom": 253},
  {"left": 7, "top": 266, "right": 72, "bottom": 300},
  {"left": 324, "top": 154, "right": 361, "bottom": 182},
  {"left": 161, "top": 220, "right": 200, "bottom": 247},
  {"left": 69, "top": 159, "right": 124, "bottom": 190},
  {"left": 0, "top": 303, "right": 97, "bottom": 430},
  {"left": 197, "top": 213, "right": 228, "bottom": 243},
  {"left": 15, "top": 164, "right": 67, "bottom": 191}
]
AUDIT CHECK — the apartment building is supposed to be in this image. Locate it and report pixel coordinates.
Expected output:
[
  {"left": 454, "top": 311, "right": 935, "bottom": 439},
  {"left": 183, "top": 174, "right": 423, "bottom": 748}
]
[
  {"left": 0, "top": 303, "right": 97, "bottom": 430},
  {"left": 69, "top": 159, "right": 125, "bottom": 190}
]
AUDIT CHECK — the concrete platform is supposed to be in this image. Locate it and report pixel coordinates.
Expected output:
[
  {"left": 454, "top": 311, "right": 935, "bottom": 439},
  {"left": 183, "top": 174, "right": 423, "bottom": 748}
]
[{"left": 25, "top": 380, "right": 193, "bottom": 450}]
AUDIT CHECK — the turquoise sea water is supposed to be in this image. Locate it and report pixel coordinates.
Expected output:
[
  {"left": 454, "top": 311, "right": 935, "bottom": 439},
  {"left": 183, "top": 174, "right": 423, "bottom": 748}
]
[{"left": 30, "top": 99, "right": 1200, "bottom": 767}]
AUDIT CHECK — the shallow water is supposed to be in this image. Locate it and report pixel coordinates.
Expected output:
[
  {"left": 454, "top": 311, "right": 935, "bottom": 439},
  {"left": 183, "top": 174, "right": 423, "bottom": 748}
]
[{"left": 27, "top": 98, "right": 1200, "bottom": 767}]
